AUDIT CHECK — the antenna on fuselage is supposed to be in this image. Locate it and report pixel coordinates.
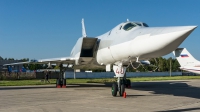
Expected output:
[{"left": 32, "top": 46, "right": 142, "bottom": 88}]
[
  {"left": 127, "top": 19, "right": 129, "bottom": 22},
  {"left": 81, "top": 18, "right": 87, "bottom": 37}
]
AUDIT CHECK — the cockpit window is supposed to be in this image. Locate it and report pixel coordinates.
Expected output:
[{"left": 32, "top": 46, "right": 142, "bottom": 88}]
[
  {"left": 143, "top": 23, "right": 149, "bottom": 27},
  {"left": 123, "top": 23, "right": 136, "bottom": 31},
  {"left": 135, "top": 23, "right": 142, "bottom": 26}
]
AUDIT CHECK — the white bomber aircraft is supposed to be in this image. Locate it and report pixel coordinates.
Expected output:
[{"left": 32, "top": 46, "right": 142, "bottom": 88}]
[
  {"left": 4, "top": 19, "right": 197, "bottom": 97},
  {"left": 173, "top": 48, "right": 200, "bottom": 74}
]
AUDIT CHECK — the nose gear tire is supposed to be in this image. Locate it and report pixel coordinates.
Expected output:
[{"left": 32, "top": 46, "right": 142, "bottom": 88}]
[{"left": 111, "top": 83, "right": 118, "bottom": 97}]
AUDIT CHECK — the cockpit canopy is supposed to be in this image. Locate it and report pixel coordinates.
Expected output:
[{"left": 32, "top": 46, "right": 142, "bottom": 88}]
[{"left": 123, "top": 22, "right": 149, "bottom": 31}]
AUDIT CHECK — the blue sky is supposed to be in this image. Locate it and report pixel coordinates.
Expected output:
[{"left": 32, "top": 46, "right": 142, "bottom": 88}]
[{"left": 0, "top": 0, "right": 200, "bottom": 60}]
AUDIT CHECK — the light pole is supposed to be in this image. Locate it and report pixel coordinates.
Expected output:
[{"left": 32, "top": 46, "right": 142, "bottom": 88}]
[{"left": 170, "top": 57, "right": 172, "bottom": 77}]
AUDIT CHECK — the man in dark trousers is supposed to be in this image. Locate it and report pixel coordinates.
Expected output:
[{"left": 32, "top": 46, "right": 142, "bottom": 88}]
[{"left": 45, "top": 70, "right": 50, "bottom": 83}]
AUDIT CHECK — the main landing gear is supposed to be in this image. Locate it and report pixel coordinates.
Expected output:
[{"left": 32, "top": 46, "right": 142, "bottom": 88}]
[
  {"left": 56, "top": 64, "right": 66, "bottom": 88},
  {"left": 111, "top": 65, "right": 131, "bottom": 97}
]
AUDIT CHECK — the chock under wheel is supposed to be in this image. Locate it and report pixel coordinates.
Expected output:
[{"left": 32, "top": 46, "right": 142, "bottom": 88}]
[{"left": 123, "top": 92, "right": 126, "bottom": 98}]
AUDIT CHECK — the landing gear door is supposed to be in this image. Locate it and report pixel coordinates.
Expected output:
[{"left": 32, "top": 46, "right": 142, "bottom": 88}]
[{"left": 113, "top": 65, "right": 126, "bottom": 77}]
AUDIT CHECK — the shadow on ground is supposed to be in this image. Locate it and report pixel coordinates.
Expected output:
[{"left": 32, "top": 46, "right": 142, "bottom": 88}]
[
  {"left": 156, "top": 107, "right": 200, "bottom": 112},
  {"left": 1, "top": 80, "right": 200, "bottom": 99},
  {"left": 130, "top": 81, "right": 200, "bottom": 99},
  {"left": 0, "top": 85, "right": 56, "bottom": 90}
]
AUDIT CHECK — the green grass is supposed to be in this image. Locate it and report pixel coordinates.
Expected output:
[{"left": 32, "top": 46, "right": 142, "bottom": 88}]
[
  {"left": 0, "top": 80, "right": 56, "bottom": 86},
  {"left": 1, "top": 76, "right": 200, "bottom": 86},
  {"left": 129, "top": 76, "right": 200, "bottom": 82}
]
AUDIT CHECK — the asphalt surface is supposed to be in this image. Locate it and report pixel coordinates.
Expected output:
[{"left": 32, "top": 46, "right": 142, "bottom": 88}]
[{"left": 0, "top": 80, "right": 200, "bottom": 112}]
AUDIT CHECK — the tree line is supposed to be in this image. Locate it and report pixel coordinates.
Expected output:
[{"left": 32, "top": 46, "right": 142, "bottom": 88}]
[
  {"left": 0, "top": 56, "right": 180, "bottom": 72},
  {"left": 130, "top": 57, "right": 180, "bottom": 72},
  {"left": 89, "top": 57, "right": 181, "bottom": 72}
]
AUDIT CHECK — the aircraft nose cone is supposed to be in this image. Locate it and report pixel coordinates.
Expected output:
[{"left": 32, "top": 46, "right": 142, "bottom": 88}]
[
  {"left": 158, "top": 25, "right": 197, "bottom": 43},
  {"left": 131, "top": 25, "right": 197, "bottom": 58},
  {"left": 184, "top": 26, "right": 197, "bottom": 30},
  {"left": 149, "top": 25, "right": 197, "bottom": 56},
  {"left": 172, "top": 25, "right": 196, "bottom": 33},
  {"left": 150, "top": 26, "right": 197, "bottom": 36}
]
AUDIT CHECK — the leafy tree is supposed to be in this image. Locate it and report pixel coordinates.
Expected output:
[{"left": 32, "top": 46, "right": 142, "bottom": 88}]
[
  {"left": 172, "top": 58, "right": 180, "bottom": 71},
  {"left": 0, "top": 56, "right": 3, "bottom": 60},
  {"left": 54, "top": 65, "right": 60, "bottom": 69},
  {"left": 1, "top": 56, "right": 181, "bottom": 72},
  {"left": 20, "top": 58, "right": 29, "bottom": 62},
  {"left": 27, "top": 64, "right": 44, "bottom": 70},
  {"left": 8, "top": 58, "right": 14, "bottom": 60}
]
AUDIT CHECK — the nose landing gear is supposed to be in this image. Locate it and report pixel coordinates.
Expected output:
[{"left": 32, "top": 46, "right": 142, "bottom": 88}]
[
  {"left": 111, "top": 78, "right": 130, "bottom": 97},
  {"left": 111, "top": 65, "right": 131, "bottom": 97}
]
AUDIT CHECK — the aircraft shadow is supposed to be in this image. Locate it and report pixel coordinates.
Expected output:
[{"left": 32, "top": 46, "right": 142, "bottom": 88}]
[
  {"left": 1, "top": 81, "right": 200, "bottom": 100},
  {"left": 0, "top": 83, "right": 111, "bottom": 90},
  {"left": 0, "top": 85, "right": 56, "bottom": 90},
  {"left": 62, "top": 81, "right": 200, "bottom": 99},
  {"left": 130, "top": 81, "right": 200, "bottom": 99},
  {"left": 156, "top": 107, "right": 200, "bottom": 112}
]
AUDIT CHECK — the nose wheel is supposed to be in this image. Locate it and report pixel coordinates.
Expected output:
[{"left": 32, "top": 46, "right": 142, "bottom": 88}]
[
  {"left": 111, "top": 83, "right": 118, "bottom": 96},
  {"left": 119, "top": 84, "right": 125, "bottom": 96},
  {"left": 112, "top": 64, "right": 130, "bottom": 97},
  {"left": 111, "top": 78, "right": 126, "bottom": 97}
]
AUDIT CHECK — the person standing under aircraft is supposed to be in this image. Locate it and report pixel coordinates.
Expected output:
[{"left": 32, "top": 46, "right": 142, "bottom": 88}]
[{"left": 45, "top": 70, "right": 50, "bottom": 83}]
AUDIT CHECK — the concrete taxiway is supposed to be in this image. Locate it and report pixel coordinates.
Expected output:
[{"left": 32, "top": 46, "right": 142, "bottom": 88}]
[{"left": 0, "top": 80, "right": 200, "bottom": 112}]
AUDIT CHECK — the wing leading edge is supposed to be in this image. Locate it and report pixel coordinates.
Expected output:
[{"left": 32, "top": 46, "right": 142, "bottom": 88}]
[{"left": 3, "top": 57, "right": 76, "bottom": 66}]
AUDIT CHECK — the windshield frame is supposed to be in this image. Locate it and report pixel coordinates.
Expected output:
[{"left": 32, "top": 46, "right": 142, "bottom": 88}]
[{"left": 123, "top": 22, "right": 137, "bottom": 31}]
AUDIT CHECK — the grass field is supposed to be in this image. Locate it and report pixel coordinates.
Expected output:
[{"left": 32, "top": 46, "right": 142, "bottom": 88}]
[{"left": 1, "top": 76, "right": 200, "bottom": 86}]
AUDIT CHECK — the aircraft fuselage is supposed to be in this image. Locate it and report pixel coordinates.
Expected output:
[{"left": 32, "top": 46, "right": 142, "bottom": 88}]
[
  {"left": 96, "top": 22, "right": 196, "bottom": 66},
  {"left": 70, "top": 21, "right": 196, "bottom": 68}
]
